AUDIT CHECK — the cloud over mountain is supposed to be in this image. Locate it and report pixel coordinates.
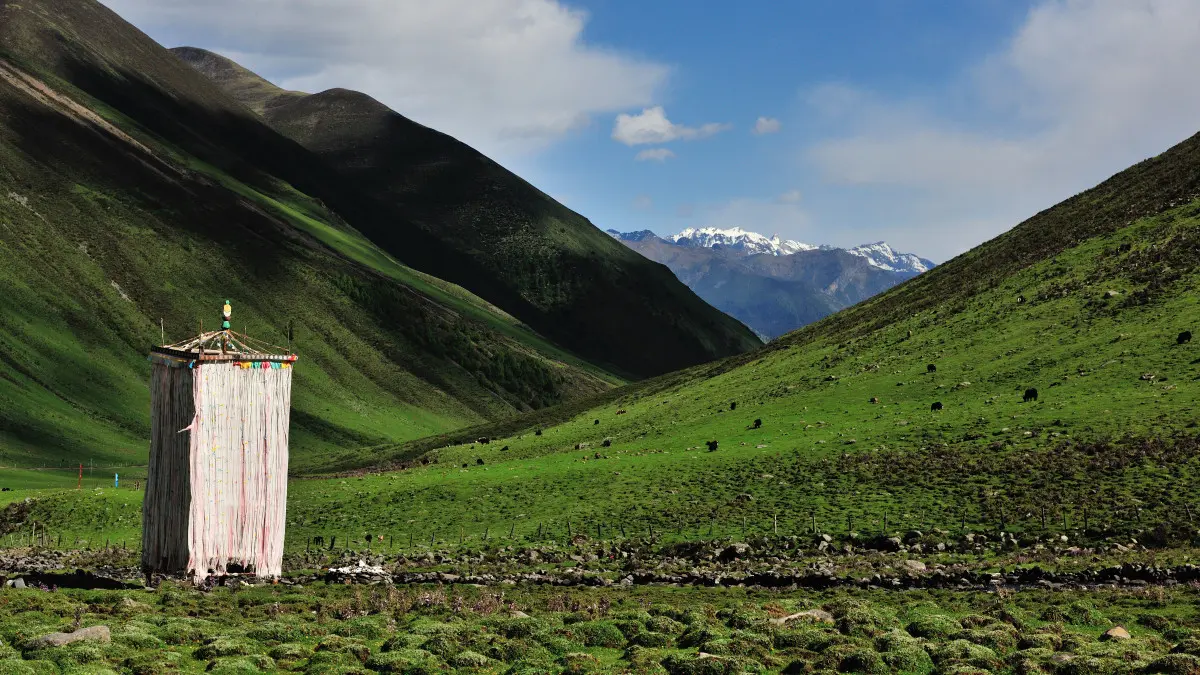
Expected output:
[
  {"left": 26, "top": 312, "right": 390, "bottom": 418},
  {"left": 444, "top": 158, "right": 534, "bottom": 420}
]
[{"left": 100, "top": 0, "right": 668, "bottom": 158}]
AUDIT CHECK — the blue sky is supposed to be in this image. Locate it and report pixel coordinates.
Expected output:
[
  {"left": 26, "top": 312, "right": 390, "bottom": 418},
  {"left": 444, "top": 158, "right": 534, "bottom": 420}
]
[{"left": 103, "top": 0, "right": 1200, "bottom": 261}]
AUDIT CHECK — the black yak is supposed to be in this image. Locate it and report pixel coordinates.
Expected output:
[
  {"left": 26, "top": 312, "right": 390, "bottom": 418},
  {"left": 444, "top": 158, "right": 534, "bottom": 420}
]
[
  {"left": 1179, "top": 331, "right": 1192, "bottom": 345},
  {"left": 927, "top": 364, "right": 937, "bottom": 373},
  {"left": 931, "top": 402, "right": 943, "bottom": 411},
  {"left": 1024, "top": 388, "right": 1038, "bottom": 402}
]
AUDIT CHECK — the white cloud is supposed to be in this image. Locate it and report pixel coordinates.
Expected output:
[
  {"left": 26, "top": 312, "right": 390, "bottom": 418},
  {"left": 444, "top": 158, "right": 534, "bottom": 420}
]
[
  {"left": 697, "top": 198, "right": 814, "bottom": 240},
  {"left": 777, "top": 189, "right": 802, "bottom": 204},
  {"left": 99, "top": 0, "right": 668, "bottom": 159},
  {"left": 804, "top": 0, "right": 1200, "bottom": 259},
  {"left": 612, "top": 106, "right": 730, "bottom": 146},
  {"left": 753, "top": 116, "right": 781, "bottom": 134},
  {"left": 635, "top": 148, "right": 676, "bottom": 162},
  {"left": 632, "top": 194, "right": 654, "bottom": 211}
]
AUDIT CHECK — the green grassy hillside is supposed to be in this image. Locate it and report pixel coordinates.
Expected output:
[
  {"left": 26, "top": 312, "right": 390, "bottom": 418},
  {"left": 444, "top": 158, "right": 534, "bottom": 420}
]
[
  {"left": 0, "top": 0, "right": 622, "bottom": 471},
  {"left": 8, "top": 130, "right": 1199, "bottom": 553},
  {"left": 269, "top": 132, "right": 1200, "bottom": 545},
  {"left": 172, "top": 47, "right": 763, "bottom": 378}
]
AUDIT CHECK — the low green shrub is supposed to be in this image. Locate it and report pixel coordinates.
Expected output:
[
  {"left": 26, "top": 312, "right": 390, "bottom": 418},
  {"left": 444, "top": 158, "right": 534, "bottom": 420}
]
[
  {"left": 364, "top": 648, "right": 445, "bottom": 674},
  {"left": 194, "top": 637, "right": 258, "bottom": 660},
  {"left": 1146, "top": 653, "right": 1200, "bottom": 674}
]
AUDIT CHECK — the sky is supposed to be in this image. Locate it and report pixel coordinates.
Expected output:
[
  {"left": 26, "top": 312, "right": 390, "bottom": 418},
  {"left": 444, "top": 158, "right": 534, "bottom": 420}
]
[{"left": 101, "top": 0, "right": 1200, "bottom": 262}]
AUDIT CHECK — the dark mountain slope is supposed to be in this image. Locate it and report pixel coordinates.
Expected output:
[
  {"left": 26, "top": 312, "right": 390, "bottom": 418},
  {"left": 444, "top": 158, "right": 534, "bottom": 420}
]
[
  {"left": 0, "top": 0, "right": 620, "bottom": 471},
  {"left": 170, "top": 46, "right": 306, "bottom": 116},
  {"left": 172, "top": 48, "right": 762, "bottom": 376}
]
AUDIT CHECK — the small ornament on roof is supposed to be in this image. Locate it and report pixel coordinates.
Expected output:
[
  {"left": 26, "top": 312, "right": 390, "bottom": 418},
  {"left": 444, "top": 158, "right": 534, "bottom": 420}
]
[{"left": 222, "top": 300, "right": 232, "bottom": 330}]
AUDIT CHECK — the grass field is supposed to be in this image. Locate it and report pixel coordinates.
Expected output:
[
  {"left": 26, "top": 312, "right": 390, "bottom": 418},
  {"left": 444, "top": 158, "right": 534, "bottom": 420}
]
[
  {"left": 3, "top": 200, "right": 1197, "bottom": 555},
  {"left": 0, "top": 582, "right": 1198, "bottom": 674}
]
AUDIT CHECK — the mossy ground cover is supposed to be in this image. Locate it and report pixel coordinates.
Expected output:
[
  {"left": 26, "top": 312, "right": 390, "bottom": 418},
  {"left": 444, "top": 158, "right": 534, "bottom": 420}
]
[{"left": 0, "top": 582, "right": 1197, "bottom": 674}]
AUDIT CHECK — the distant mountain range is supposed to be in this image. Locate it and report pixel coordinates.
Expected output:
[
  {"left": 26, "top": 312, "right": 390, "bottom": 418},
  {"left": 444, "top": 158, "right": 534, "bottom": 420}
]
[{"left": 608, "top": 227, "right": 936, "bottom": 339}]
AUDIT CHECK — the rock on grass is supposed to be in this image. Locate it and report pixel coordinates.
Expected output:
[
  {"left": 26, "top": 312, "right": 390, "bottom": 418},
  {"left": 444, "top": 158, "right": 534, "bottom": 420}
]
[{"left": 24, "top": 625, "right": 110, "bottom": 649}]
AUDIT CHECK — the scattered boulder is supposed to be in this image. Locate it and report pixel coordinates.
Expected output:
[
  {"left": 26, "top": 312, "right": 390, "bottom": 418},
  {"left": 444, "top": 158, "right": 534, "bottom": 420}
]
[
  {"left": 902, "top": 560, "right": 927, "bottom": 573},
  {"left": 26, "top": 625, "right": 110, "bottom": 649},
  {"left": 1101, "top": 626, "right": 1131, "bottom": 641},
  {"left": 718, "top": 543, "right": 752, "bottom": 562},
  {"left": 771, "top": 609, "right": 834, "bottom": 626}
]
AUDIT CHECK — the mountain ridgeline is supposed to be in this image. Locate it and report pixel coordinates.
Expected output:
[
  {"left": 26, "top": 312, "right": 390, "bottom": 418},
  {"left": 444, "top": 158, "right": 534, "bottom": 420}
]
[
  {"left": 609, "top": 227, "right": 934, "bottom": 339},
  {"left": 171, "top": 47, "right": 761, "bottom": 377},
  {"left": 0, "top": 0, "right": 754, "bottom": 470}
]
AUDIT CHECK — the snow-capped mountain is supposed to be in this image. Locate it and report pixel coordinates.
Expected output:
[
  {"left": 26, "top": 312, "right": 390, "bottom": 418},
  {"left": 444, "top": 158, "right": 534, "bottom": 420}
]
[
  {"left": 839, "top": 242, "right": 935, "bottom": 274},
  {"left": 668, "top": 227, "right": 818, "bottom": 256},
  {"left": 638, "top": 226, "right": 934, "bottom": 274},
  {"left": 607, "top": 226, "right": 936, "bottom": 340}
]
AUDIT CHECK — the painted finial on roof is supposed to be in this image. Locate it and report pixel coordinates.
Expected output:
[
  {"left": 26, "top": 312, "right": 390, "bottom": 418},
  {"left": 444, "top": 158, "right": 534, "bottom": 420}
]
[{"left": 222, "top": 301, "right": 232, "bottom": 330}]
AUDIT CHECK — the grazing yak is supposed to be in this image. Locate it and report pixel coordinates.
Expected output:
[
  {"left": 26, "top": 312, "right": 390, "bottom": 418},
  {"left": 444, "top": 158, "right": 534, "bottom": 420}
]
[
  {"left": 706, "top": 440, "right": 719, "bottom": 452},
  {"left": 1180, "top": 331, "right": 1193, "bottom": 345},
  {"left": 1024, "top": 388, "right": 1038, "bottom": 402},
  {"left": 752, "top": 418, "right": 763, "bottom": 429},
  {"left": 927, "top": 364, "right": 937, "bottom": 373},
  {"left": 931, "top": 402, "right": 943, "bottom": 411}
]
